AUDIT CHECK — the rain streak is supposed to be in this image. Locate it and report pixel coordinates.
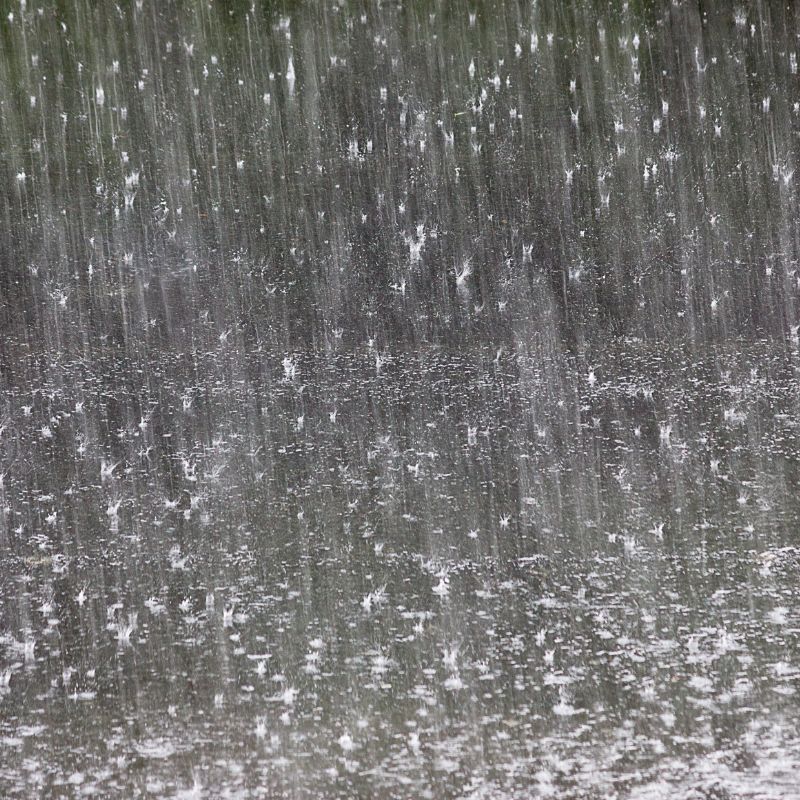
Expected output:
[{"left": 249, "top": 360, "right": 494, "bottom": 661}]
[{"left": 2, "top": 1, "right": 800, "bottom": 798}]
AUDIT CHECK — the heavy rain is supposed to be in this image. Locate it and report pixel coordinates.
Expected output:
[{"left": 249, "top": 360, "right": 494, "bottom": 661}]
[{"left": 1, "top": 0, "right": 800, "bottom": 797}]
